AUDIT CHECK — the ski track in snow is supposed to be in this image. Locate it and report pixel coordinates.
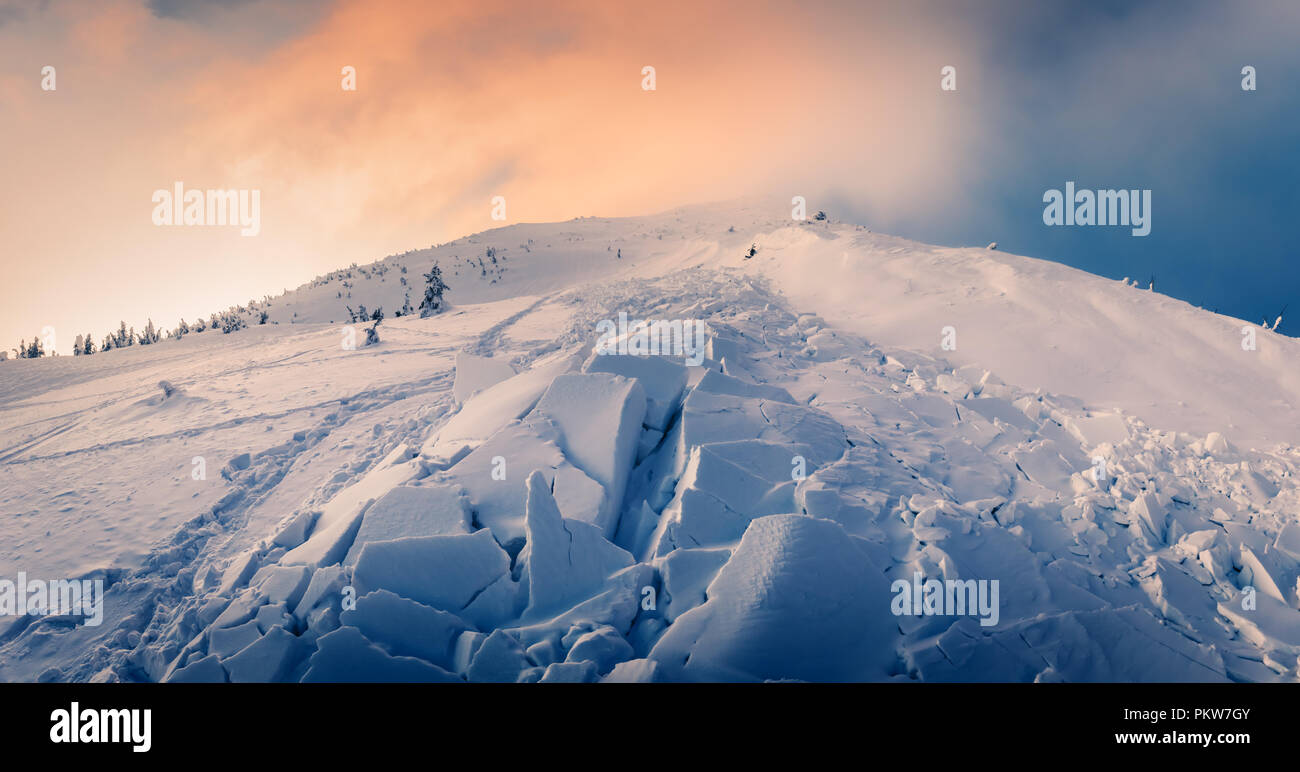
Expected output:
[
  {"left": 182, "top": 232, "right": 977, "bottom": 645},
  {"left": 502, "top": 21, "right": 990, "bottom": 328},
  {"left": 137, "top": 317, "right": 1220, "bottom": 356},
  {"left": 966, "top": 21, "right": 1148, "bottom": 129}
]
[{"left": 2, "top": 202, "right": 1299, "bottom": 683}]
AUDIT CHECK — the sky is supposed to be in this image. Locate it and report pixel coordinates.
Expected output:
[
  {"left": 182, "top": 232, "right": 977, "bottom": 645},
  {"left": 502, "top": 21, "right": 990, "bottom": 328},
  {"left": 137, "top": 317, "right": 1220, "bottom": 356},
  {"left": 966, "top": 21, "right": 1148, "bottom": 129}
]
[{"left": 1, "top": 0, "right": 1297, "bottom": 354}]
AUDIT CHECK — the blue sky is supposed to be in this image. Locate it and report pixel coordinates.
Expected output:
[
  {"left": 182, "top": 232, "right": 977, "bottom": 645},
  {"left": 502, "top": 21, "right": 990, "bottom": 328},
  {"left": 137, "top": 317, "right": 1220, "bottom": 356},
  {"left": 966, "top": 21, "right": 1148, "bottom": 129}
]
[{"left": 829, "top": 0, "right": 1300, "bottom": 334}]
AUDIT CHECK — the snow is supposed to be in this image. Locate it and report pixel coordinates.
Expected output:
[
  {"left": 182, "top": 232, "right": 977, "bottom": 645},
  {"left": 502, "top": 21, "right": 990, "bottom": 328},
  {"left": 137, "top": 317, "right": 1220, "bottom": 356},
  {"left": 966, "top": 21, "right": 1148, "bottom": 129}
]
[
  {"left": 537, "top": 660, "right": 599, "bottom": 683},
  {"left": 338, "top": 589, "right": 468, "bottom": 670},
  {"left": 655, "top": 547, "right": 731, "bottom": 623},
  {"left": 465, "top": 629, "right": 531, "bottom": 683},
  {"left": 302, "top": 626, "right": 459, "bottom": 683},
  {"left": 518, "top": 471, "right": 635, "bottom": 618},
  {"left": 451, "top": 631, "right": 486, "bottom": 675},
  {"left": 220, "top": 626, "right": 308, "bottom": 683},
  {"left": 280, "top": 457, "right": 422, "bottom": 569},
  {"left": 4, "top": 200, "right": 1300, "bottom": 683},
  {"left": 603, "top": 658, "right": 665, "bottom": 683},
  {"left": 351, "top": 529, "right": 513, "bottom": 618},
  {"left": 452, "top": 352, "right": 516, "bottom": 404},
  {"left": 208, "top": 620, "right": 262, "bottom": 660},
  {"left": 421, "top": 349, "right": 582, "bottom": 466},
  {"left": 648, "top": 515, "right": 899, "bottom": 682},
  {"left": 341, "top": 484, "right": 472, "bottom": 565},
  {"left": 530, "top": 373, "right": 647, "bottom": 537},
  {"left": 435, "top": 416, "right": 600, "bottom": 551},
  {"left": 293, "top": 565, "right": 348, "bottom": 621},
  {"left": 583, "top": 353, "right": 687, "bottom": 432},
  {"left": 248, "top": 564, "right": 312, "bottom": 608},
  {"left": 164, "top": 654, "right": 227, "bottom": 683},
  {"left": 564, "top": 625, "right": 636, "bottom": 675}
]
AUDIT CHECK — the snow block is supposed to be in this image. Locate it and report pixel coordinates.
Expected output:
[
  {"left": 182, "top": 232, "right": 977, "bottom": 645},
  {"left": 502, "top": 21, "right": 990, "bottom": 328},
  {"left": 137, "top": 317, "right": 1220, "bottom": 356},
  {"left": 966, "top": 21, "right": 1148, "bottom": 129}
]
[
  {"left": 531, "top": 373, "right": 647, "bottom": 537},
  {"left": 602, "top": 658, "right": 664, "bottom": 683},
  {"left": 907, "top": 606, "right": 1226, "bottom": 682},
  {"left": 254, "top": 602, "right": 292, "bottom": 634},
  {"left": 1129, "top": 492, "right": 1168, "bottom": 544},
  {"left": 249, "top": 564, "right": 313, "bottom": 608},
  {"left": 210, "top": 619, "right": 262, "bottom": 660},
  {"left": 1011, "top": 441, "right": 1074, "bottom": 491},
  {"left": 342, "top": 484, "right": 472, "bottom": 565},
  {"left": 437, "top": 416, "right": 566, "bottom": 552},
  {"left": 939, "top": 437, "right": 1012, "bottom": 503},
  {"left": 212, "top": 589, "right": 262, "bottom": 629},
  {"left": 281, "top": 457, "right": 422, "bottom": 568},
  {"left": 551, "top": 464, "right": 606, "bottom": 526},
  {"left": 1239, "top": 545, "right": 1287, "bottom": 605},
  {"left": 302, "top": 626, "right": 461, "bottom": 683},
  {"left": 466, "top": 629, "right": 531, "bottom": 683},
  {"left": 352, "top": 529, "right": 511, "bottom": 616},
  {"left": 221, "top": 626, "right": 308, "bottom": 683},
  {"left": 706, "top": 331, "right": 747, "bottom": 366},
  {"left": 452, "top": 631, "right": 486, "bottom": 675},
  {"left": 1204, "top": 431, "right": 1234, "bottom": 457},
  {"left": 675, "top": 392, "right": 771, "bottom": 466},
  {"left": 511, "top": 563, "right": 656, "bottom": 650},
  {"left": 656, "top": 547, "right": 731, "bottom": 622},
  {"left": 674, "top": 391, "right": 846, "bottom": 476},
  {"left": 649, "top": 515, "right": 897, "bottom": 682},
  {"left": 423, "top": 349, "right": 582, "bottom": 464},
  {"left": 648, "top": 442, "right": 806, "bottom": 555},
  {"left": 1274, "top": 523, "right": 1300, "bottom": 563},
  {"left": 964, "top": 397, "right": 1038, "bottom": 432},
  {"left": 1219, "top": 588, "right": 1300, "bottom": 652},
  {"left": 453, "top": 351, "right": 517, "bottom": 403},
  {"left": 538, "top": 661, "right": 599, "bottom": 683},
  {"left": 649, "top": 487, "right": 748, "bottom": 558},
  {"left": 272, "top": 509, "right": 320, "bottom": 550},
  {"left": 693, "top": 368, "right": 794, "bottom": 403},
  {"left": 164, "top": 654, "right": 228, "bottom": 683},
  {"left": 340, "top": 589, "right": 470, "bottom": 671},
  {"left": 525, "top": 638, "right": 562, "bottom": 668},
  {"left": 584, "top": 354, "right": 687, "bottom": 432},
  {"left": 217, "top": 549, "right": 261, "bottom": 596},
  {"left": 519, "top": 471, "right": 635, "bottom": 618},
  {"left": 459, "top": 573, "right": 523, "bottom": 632},
  {"left": 293, "top": 565, "right": 348, "bottom": 621},
  {"left": 564, "top": 625, "right": 635, "bottom": 675},
  {"left": 1063, "top": 412, "right": 1129, "bottom": 448}
]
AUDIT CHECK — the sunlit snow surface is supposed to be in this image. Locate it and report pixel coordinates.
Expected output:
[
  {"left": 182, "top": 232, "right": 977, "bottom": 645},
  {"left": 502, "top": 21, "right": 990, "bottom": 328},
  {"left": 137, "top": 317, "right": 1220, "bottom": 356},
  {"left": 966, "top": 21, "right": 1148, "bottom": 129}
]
[{"left": 2, "top": 202, "right": 1298, "bottom": 682}]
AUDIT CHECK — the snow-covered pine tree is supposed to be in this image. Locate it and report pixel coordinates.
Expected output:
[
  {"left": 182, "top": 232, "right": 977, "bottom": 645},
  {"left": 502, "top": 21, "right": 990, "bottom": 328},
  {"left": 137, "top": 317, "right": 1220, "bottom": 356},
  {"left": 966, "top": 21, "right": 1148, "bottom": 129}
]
[
  {"left": 419, "top": 263, "right": 449, "bottom": 318},
  {"left": 221, "top": 311, "right": 245, "bottom": 334},
  {"left": 17, "top": 337, "right": 45, "bottom": 358},
  {"left": 365, "top": 307, "right": 383, "bottom": 346},
  {"left": 138, "top": 319, "right": 160, "bottom": 345}
]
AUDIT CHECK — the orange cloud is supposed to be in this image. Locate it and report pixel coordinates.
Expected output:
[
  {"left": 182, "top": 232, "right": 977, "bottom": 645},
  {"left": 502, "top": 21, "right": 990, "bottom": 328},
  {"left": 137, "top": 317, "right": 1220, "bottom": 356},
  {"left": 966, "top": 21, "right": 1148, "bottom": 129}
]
[{"left": 0, "top": 0, "right": 973, "bottom": 352}]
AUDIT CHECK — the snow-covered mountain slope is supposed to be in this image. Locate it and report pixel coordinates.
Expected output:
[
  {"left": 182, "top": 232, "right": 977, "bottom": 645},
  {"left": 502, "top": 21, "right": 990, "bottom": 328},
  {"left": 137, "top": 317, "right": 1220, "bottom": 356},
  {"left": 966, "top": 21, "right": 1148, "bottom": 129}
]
[{"left": 2, "top": 201, "right": 1298, "bottom": 683}]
